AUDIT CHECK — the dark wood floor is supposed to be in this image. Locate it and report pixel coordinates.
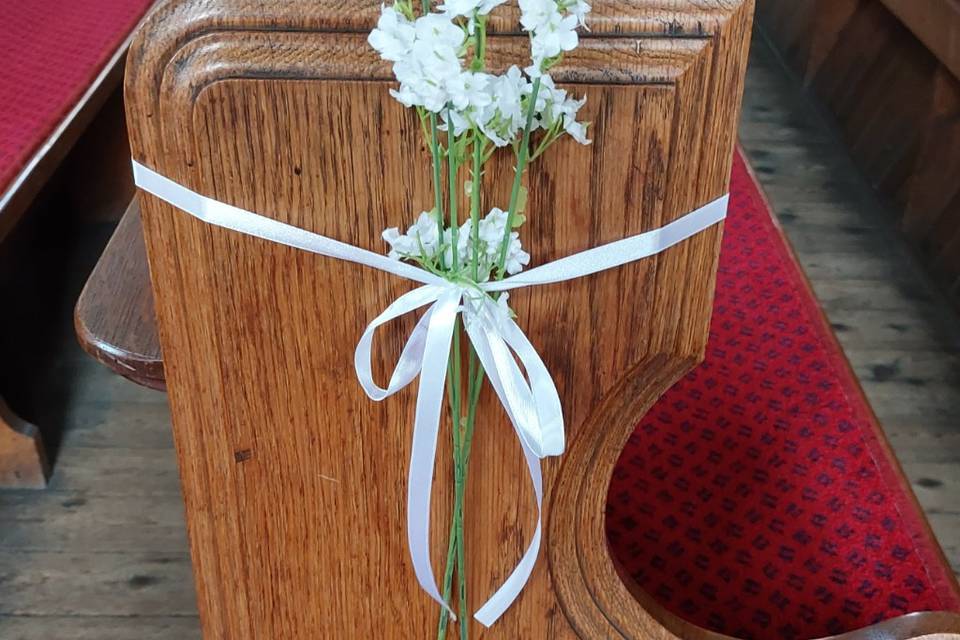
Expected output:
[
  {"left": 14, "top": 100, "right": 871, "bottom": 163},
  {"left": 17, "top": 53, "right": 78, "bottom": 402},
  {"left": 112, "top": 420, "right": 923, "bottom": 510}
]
[{"left": 0, "top": 32, "right": 958, "bottom": 639}]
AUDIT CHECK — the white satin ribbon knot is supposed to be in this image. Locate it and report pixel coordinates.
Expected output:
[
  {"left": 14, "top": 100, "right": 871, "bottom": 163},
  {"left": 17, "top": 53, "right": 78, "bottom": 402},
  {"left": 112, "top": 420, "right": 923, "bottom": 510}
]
[{"left": 131, "top": 159, "right": 728, "bottom": 627}]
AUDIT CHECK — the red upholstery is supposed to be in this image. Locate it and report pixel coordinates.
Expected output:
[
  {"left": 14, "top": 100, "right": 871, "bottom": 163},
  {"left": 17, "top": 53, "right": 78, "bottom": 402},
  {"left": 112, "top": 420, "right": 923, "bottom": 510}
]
[
  {"left": 0, "top": 0, "right": 155, "bottom": 194},
  {"left": 607, "top": 152, "right": 960, "bottom": 640}
]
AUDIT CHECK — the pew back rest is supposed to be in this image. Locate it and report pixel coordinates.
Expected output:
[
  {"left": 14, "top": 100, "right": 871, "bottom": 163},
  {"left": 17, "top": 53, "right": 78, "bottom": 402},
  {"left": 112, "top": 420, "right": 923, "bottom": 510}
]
[{"left": 125, "top": 0, "right": 753, "bottom": 636}]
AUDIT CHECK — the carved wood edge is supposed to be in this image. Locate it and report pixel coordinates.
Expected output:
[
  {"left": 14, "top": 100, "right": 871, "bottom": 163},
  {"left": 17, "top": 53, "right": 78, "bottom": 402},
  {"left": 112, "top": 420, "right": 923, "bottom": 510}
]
[
  {"left": 74, "top": 199, "right": 165, "bottom": 391},
  {"left": 0, "top": 396, "right": 49, "bottom": 489}
]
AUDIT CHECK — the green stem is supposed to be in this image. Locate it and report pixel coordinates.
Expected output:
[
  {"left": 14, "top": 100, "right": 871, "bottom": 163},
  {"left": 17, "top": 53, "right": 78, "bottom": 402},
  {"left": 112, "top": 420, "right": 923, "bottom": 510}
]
[
  {"left": 429, "top": 113, "right": 446, "bottom": 269},
  {"left": 495, "top": 77, "right": 541, "bottom": 280},
  {"left": 469, "top": 132, "right": 483, "bottom": 280},
  {"left": 438, "top": 320, "right": 464, "bottom": 640},
  {"left": 437, "top": 516, "right": 458, "bottom": 639},
  {"left": 448, "top": 107, "right": 460, "bottom": 268}
]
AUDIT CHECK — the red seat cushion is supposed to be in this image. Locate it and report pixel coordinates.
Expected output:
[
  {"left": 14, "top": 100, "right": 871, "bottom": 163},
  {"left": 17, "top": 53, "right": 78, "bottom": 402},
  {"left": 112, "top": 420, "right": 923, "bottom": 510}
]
[
  {"left": 607, "top": 151, "right": 960, "bottom": 640},
  {"left": 0, "top": 0, "right": 155, "bottom": 194}
]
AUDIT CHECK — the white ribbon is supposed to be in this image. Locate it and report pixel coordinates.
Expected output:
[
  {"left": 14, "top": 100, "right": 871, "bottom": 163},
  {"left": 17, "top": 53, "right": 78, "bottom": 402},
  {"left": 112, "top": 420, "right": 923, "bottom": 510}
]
[{"left": 132, "top": 160, "right": 728, "bottom": 627}]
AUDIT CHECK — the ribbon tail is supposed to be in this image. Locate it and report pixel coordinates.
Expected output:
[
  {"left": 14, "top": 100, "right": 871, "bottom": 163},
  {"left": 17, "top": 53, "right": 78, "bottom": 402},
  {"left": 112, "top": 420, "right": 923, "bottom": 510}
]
[
  {"left": 406, "top": 288, "right": 462, "bottom": 621},
  {"left": 474, "top": 442, "right": 544, "bottom": 627},
  {"left": 499, "top": 316, "right": 565, "bottom": 457}
]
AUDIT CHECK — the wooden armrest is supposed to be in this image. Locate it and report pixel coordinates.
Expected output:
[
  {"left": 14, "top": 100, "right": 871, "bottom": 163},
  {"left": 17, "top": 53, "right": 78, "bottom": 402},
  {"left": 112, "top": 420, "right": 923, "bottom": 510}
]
[
  {"left": 74, "top": 198, "right": 164, "bottom": 390},
  {"left": 880, "top": 0, "right": 960, "bottom": 80}
]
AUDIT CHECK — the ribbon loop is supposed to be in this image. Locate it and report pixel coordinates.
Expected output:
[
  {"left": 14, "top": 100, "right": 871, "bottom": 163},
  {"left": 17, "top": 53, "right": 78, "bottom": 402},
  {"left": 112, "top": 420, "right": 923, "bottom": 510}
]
[{"left": 131, "top": 158, "right": 729, "bottom": 628}]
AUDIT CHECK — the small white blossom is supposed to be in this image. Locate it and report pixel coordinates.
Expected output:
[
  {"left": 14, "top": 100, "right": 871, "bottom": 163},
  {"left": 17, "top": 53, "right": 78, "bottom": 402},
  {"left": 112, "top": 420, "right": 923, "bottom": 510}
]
[
  {"left": 440, "top": 0, "right": 507, "bottom": 19},
  {"left": 446, "top": 71, "right": 493, "bottom": 111},
  {"left": 567, "top": 0, "right": 591, "bottom": 27},
  {"left": 564, "top": 119, "right": 589, "bottom": 144},
  {"left": 383, "top": 211, "right": 442, "bottom": 260},
  {"left": 384, "top": 207, "right": 530, "bottom": 279},
  {"left": 530, "top": 14, "right": 579, "bottom": 71},
  {"left": 502, "top": 232, "right": 531, "bottom": 274},
  {"left": 478, "top": 66, "right": 528, "bottom": 146},
  {"left": 518, "top": 0, "right": 560, "bottom": 32},
  {"left": 367, "top": 6, "right": 416, "bottom": 62},
  {"left": 477, "top": 207, "right": 510, "bottom": 256},
  {"left": 414, "top": 13, "right": 467, "bottom": 50}
]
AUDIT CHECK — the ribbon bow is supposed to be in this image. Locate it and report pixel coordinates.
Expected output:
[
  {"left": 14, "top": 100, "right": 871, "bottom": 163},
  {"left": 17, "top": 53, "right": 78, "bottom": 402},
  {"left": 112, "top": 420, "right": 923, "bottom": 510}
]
[{"left": 131, "top": 160, "right": 728, "bottom": 627}]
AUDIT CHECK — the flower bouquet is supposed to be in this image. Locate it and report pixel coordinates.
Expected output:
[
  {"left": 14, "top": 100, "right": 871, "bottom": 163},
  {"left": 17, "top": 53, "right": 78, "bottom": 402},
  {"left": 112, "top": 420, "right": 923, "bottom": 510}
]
[{"left": 368, "top": 0, "right": 592, "bottom": 637}]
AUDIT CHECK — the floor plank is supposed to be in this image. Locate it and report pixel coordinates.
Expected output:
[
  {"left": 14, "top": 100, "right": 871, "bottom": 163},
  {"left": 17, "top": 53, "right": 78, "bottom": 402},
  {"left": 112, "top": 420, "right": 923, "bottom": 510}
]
[{"left": 0, "top": 616, "right": 201, "bottom": 640}]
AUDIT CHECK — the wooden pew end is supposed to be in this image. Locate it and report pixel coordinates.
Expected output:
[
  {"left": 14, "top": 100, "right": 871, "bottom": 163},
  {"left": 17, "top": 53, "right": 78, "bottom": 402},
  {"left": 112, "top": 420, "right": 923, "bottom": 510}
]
[{"left": 0, "top": 396, "right": 49, "bottom": 489}]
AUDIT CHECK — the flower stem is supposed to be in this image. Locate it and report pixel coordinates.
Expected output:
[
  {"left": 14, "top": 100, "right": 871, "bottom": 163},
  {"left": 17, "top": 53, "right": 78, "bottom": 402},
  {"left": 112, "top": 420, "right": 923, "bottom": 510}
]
[
  {"left": 429, "top": 113, "right": 446, "bottom": 269},
  {"left": 470, "top": 131, "right": 483, "bottom": 280},
  {"left": 448, "top": 108, "right": 460, "bottom": 267},
  {"left": 495, "top": 77, "right": 541, "bottom": 279}
]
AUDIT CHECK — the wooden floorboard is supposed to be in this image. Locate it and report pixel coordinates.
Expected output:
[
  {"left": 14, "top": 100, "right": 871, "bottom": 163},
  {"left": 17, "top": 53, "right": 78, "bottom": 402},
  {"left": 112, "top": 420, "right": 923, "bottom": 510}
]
[{"left": 0, "top": 30, "right": 957, "bottom": 636}]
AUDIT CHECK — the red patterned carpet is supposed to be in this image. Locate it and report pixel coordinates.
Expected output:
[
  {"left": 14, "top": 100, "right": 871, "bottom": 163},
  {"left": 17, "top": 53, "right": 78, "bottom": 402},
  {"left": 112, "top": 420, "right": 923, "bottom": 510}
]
[
  {"left": 606, "top": 151, "right": 960, "bottom": 639},
  {"left": 0, "top": 0, "right": 155, "bottom": 193}
]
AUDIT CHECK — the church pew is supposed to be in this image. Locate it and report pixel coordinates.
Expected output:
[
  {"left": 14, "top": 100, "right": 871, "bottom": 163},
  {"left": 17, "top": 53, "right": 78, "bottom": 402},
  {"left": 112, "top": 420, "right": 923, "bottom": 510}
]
[
  {"left": 0, "top": 0, "right": 157, "bottom": 488},
  {"left": 75, "top": 0, "right": 960, "bottom": 636}
]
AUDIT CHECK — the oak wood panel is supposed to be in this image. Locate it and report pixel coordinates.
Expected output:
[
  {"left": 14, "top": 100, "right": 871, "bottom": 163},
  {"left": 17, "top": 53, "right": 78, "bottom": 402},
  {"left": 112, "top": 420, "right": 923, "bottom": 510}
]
[
  {"left": 124, "top": 0, "right": 753, "bottom": 637},
  {"left": 754, "top": 0, "right": 960, "bottom": 307}
]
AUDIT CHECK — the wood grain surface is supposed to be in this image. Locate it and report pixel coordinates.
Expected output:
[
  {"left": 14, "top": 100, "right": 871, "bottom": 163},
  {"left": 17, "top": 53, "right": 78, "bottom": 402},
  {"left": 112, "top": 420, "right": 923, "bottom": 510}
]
[{"left": 123, "top": 0, "right": 754, "bottom": 637}]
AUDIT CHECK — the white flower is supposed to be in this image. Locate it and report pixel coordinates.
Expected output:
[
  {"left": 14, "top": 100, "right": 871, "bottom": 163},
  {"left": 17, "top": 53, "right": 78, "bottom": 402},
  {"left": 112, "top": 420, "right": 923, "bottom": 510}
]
[
  {"left": 382, "top": 227, "right": 414, "bottom": 259},
  {"left": 438, "top": 108, "right": 472, "bottom": 136},
  {"left": 367, "top": 5, "right": 416, "bottom": 62},
  {"left": 478, "top": 66, "right": 528, "bottom": 146},
  {"left": 384, "top": 206, "right": 530, "bottom": 279},
  {"left": 569, "top": 0, "right": 591, "bottom": 26},
  {"left": 478, "top": 207, "right": 509, "bottom": 255},
  {"left": 528, "top": 73, "right": 591, "bottom": 144},
  {"left": 530, "top": 13, "right": 579, "bottom": 67},
  {"left": 503, "top": 232, "right": 530, "bottom": 274},
  {"left": 441, "top": 220, "right": 474, "bottom": 268},
  {"left": 383, "top": 211, "right": 442, "bottom": 260},
  {"left": 414, "top": 13, "right": 466, "bottom": 50},
  {"left": 446, "top": 71, "right": 493, "bottom": 111},
  {"left": 439, "top": 0, "right": 506, "bottom": 17},
  {"left": 564, "top": 119, "right": 590, "bottom": 144},
  {"left": 477, "top": 0, "right": 509, "bottom": 14},
  {"left": 438, "top": 0, "right": 484, "bottom": 17},
  {"left": 519, "top": 0, "right": 560, "bottom": 32}
]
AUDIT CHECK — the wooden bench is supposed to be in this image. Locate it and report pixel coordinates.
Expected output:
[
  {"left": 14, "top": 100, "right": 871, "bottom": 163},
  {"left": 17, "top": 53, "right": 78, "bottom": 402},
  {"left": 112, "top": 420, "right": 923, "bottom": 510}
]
[
  {"left": 0, "top": 0, "right": 157, "bottom": 487},
  {"left": 76, "top": 152, "right": 960, "bottom": 640},
  {"left": 74, "top": 0, "right": 960, "bottom": 635}
]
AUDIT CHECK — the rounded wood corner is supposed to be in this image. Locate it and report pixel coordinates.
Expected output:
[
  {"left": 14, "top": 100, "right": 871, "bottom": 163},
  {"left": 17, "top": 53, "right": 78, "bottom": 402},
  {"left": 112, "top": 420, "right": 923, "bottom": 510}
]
[
  {"left": 544, "top": 350, "right": 960, "bottom": 640},
  {"left": 0, "top": 396, "right": 49, "bottom": 489}
]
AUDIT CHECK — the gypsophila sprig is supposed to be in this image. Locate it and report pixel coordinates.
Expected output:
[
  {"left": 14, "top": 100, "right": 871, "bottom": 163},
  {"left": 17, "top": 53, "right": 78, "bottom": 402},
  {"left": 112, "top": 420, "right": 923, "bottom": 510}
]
[{"left": 368, "top": 2, "right": 589, "bottom": 636}]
